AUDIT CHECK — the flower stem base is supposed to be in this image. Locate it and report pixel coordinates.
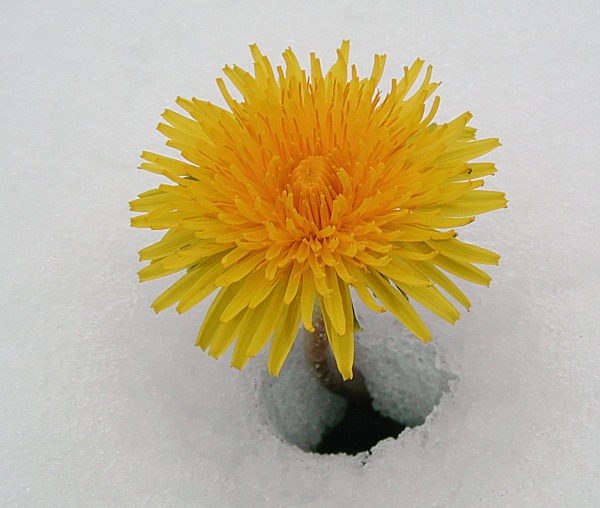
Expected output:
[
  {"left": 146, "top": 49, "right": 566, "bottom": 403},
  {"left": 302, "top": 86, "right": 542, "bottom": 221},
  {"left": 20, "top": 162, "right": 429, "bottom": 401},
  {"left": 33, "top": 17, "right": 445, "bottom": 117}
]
[{"left": 303, "top": 308, "right": 370, "bottom": 403}]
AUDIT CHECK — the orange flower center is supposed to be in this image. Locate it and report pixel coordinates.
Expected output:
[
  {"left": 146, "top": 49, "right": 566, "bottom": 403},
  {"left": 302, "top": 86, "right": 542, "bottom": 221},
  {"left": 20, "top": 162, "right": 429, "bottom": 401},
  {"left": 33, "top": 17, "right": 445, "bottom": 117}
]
[
  {"left": 289, "top": 156, "right": 339, "bottom": 224},
  {"left": 290, "top": 156, "right": 331, "bottom": 190}
]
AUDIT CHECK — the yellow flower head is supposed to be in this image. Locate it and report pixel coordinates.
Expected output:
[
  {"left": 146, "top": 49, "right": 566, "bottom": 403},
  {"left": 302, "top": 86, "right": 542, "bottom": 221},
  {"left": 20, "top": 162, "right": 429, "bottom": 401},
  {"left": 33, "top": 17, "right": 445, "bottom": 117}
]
[{"left": 130, "top": 41, "right": 506, "bottom": 380}]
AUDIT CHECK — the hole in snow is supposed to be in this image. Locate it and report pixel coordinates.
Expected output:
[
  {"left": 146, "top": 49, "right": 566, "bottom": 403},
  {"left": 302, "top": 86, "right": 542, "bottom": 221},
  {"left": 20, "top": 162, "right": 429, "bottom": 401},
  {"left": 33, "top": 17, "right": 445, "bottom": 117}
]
[{"left": 259, "top": 314, "right": 455, "bottom": 456}]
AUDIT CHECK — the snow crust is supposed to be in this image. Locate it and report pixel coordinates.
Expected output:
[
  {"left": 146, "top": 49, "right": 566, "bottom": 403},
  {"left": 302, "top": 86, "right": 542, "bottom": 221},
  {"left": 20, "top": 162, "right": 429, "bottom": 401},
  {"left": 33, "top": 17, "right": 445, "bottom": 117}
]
[{"left": 2, "top": 0, "right": 600, "bottom": 506}]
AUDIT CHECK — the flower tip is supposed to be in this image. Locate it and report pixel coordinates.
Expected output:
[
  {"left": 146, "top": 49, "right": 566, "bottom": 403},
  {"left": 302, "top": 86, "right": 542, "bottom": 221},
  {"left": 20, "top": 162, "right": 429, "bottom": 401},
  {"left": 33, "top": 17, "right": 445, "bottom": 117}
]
[
  {"left": 249, "top": 43, "right": 263, "bottom": 61},
  {"left": 267, "top": 363, "right": 282, "bottom": 378},
  {"left": 230, "top": 362, "right": 243, "bottom": 372},
  {"left": 130, "top": 215, "right": 148, "bottom": 228},
  {"left": 340, "top": 368, "right": 354, "bottom": 381},
  {"left": 418, "top": 330, "right": 433, "bottom": 343},
  {"left": 139, "top": 151, "right": 156, "bottom": 164}
]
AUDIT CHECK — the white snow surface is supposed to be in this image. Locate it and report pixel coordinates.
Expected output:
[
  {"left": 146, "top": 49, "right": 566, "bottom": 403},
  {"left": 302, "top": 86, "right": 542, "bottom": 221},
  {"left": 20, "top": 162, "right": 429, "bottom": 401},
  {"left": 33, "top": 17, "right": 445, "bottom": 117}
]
[{"left": 2, "top": 0, "right": 600, "bottom": 506}]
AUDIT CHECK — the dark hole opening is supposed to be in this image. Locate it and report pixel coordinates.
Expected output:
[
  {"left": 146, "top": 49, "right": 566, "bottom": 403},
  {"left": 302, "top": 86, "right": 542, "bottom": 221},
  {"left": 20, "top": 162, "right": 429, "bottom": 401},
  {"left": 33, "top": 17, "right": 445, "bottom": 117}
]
[{"left": 315, "top": 399, "right": 406, "bottom": 455}]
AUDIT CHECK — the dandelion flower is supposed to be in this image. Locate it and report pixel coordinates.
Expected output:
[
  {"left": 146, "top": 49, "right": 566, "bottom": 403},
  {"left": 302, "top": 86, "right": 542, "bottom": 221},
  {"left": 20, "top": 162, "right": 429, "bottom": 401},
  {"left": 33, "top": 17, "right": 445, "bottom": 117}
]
[{"left": 130, "top": 41, "right": 506, "bottom": 381}]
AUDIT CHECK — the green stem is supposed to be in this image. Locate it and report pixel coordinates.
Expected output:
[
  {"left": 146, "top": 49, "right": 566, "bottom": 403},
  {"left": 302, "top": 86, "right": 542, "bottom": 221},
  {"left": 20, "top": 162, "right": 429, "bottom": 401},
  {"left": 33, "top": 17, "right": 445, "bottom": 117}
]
[{"left": 303, "top": 306, "right": 370, "bottom": 403}]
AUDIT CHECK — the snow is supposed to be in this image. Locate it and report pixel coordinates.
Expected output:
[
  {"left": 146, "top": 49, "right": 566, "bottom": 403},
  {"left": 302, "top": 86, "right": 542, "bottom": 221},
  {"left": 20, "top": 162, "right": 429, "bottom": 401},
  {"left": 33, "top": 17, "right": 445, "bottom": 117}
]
[{"left": 2, "top": 0, "right": 600, "bottom": 506}]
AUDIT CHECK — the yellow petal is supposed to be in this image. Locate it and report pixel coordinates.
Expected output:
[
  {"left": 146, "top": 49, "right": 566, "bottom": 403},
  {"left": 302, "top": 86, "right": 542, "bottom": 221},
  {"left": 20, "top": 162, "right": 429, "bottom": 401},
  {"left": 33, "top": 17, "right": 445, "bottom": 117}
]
[
  {"left": 427, "top": 238, "right": 500, "bottom": 265},
  {"left": 364, "top": 270, "right": 432, "bottom": 342},
  {"left": 433, "top": 254, "right": 492, "bottom": 286},
  {"left": 318, "top": 283, "right": 355, "bottom": 380},
  {"left": 267, "top": 296, "right": 302, "bottom": 376}
]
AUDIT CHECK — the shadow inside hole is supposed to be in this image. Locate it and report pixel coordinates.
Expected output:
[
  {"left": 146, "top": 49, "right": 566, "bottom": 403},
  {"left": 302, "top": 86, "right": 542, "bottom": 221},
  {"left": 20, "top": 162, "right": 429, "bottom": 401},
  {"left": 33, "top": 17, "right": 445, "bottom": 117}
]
[{"left": 316, "top": 399, "right": 406, "bottom": 455}]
